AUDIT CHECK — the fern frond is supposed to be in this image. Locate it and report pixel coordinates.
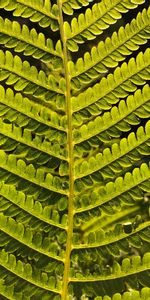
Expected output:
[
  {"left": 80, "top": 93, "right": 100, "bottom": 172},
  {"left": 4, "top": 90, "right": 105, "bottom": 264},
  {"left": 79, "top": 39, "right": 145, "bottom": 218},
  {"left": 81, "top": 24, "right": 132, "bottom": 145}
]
[
  {"left": 0, "top": 213, "right": 64, "bottom": 261},
  {"left": 93, "top": 288, "right": 150, "bottom": 300},
  {"left": 81, "top": 205, "right": 141, "bottom": 236},
  {"left": 0, "top": 0, "right": 150, "bottom": 299},
  {"left": 0, "top": 280, "right": 57, "bottom": 300},
  {"left": 0, "top": 150, "right": 68, "bottom": 195},
  {"left": 70, "top": 253, "right": 150, "bottom": 289},
  {"left": 72, "top": 221, "right": 150, "bottom": 279},
  {"left": 62, "top": 0, "right": 94, "bottom": 15},
  {"left": 0, "top": 249, "right": 61, "bottom": 295},
  {"left": 73, "top": 220, "right": 150, "bottom": 249},
  {"left": 0, "top": 50, "right": 65, "bottom": 108},
  {"left": 64, "top": 0, "right": 145, "bottom": 51},
  {"left": 74, "top": 84, "right": 150, "bottom": 151},
  {"left": 69, "top": 7, "right": 150, "bottom": 89},
  {"left": 0, "top": 87, "right": 68, "bottom": 169},
  {"left": 72, "top": 49, "right": 150, "bottom": 126},
  {"left": 0, "top": 216, "right": 63, "bottom": 263},
  {"left": 0, "top": 86, "right": 67, "bottom": 132},
  {"left": 0, "top": 182, "right": 67, "bottom": 229},
  {"left": 2, "top": 0, "right": 59, "bottom": 30},
  {"left": 74, "top": 119, "right": 150, "bottom": 182},
  {"left": 0, "top": 17, "right": 62, "bottom": 66},
  {"left": 74, "top": 163, "right": 150, "bottom": 214},
  {"left": 0, "top": 117, "right": 67, "bottom": 161}
]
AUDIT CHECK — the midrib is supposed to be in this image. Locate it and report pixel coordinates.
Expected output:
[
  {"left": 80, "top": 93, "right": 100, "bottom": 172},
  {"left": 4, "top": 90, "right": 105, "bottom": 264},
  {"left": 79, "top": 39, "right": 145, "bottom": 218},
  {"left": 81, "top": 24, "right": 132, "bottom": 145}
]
[{"left": 57, "top": 1, "right": 74, "bottom": 299}]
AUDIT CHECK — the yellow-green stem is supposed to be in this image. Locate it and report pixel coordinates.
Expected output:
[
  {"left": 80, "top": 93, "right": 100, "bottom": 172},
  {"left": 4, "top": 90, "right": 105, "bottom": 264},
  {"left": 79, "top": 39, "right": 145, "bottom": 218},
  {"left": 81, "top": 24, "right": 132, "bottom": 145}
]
[{"left": 57, "top": 1, "right": 74, "bottom": 299}]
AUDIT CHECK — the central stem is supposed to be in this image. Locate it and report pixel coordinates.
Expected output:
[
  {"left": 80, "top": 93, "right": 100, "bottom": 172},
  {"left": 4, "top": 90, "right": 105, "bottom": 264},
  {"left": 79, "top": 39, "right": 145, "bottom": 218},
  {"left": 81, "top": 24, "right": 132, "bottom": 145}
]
[{"left": 57, "top": 2, "right": 74, "bottom": 299}]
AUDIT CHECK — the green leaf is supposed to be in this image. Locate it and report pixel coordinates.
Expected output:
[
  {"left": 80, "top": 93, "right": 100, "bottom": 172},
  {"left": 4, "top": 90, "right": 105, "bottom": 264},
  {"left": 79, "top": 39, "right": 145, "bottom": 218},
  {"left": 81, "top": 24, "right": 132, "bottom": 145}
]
[{"left": 0, "top": 0, "right": 150, "bottom": 299}]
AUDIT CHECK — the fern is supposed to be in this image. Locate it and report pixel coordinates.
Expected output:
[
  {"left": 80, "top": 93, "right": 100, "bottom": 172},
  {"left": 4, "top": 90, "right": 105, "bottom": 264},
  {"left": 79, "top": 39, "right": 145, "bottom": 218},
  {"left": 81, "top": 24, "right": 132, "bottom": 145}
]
[{"left": 0, "top": 0, "right": 150, "bottom": 299}]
